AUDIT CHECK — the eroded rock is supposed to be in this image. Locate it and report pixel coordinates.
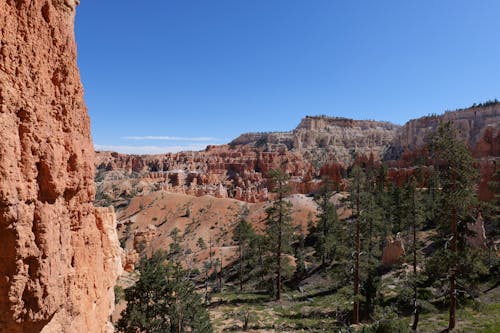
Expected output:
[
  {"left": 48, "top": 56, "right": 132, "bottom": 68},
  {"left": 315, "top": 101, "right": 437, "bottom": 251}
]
[
  {"left": 382, "top": 235, "right": 405, "bottom": 267},
  {"left": 0, "top": 1, "right": 121, "bottom": 332}
]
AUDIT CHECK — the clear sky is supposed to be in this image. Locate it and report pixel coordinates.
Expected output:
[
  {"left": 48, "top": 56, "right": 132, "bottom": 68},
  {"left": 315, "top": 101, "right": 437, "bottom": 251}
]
[{"left": 75, "top": 0, "right": 500, "bottom": 154}]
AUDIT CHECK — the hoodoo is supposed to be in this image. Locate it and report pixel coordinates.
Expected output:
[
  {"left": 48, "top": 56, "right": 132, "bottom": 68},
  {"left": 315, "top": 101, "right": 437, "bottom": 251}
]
[{"left": 0, "top": 1, "right": 121, "bottom": 332}]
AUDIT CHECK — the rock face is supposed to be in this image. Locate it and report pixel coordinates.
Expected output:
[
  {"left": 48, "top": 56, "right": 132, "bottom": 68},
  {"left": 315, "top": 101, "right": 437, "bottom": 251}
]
[
  {"left": 95, "top": 145, "right": 318, "bottom": 205},
  {"left": 231, "top": 116, "right": 401, "bottom": 166},
  {"left": 96, "top": 107, "right": 499, "bottom": 206},
  {"left": 94, "top": 116, "right": 401, "bottom": 206},
  {"left": 382, "top": 235, "right": 406, "bottom": 267},
  {"left": 467, "top": 214, "right": 487, "bottom": 248},
  {"left": 0, "top": 1, "right": 121, "bottom": 332},
  {"left": 397, "top": 105, "right": 500, "bottom": 156}
]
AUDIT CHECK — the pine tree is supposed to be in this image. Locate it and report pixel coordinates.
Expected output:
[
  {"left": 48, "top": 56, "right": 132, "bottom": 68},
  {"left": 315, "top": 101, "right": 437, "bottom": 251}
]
[
  {"left": 360, "top": 192, "right": 384, "bottom": 315},
  {"left": 250, "top": 233, "right": 267, "bottom": 285},
  {"left": 402, "top": 176, "right": 425, "bottom": 331},
  {"left": 348, "top": 165, "right": 365, "bottom": 324},
  {"left": 480, "top": 168, "right": 500, "bottom": 268},
  {"left": 233, "top": 210, "right": 256, "bottom": 291},
  {"left": 428, "top": 121, "right": 479, "bottom": 331},
  {"left": 196, "top": 237, "right": 207, "bottom": 251},
  {"left": 265, "top": 168, "right": 294, "bottom": 301},
  {"left": 344, "top": 165, "right": 387, "bottom": 321},
  {"left": 294, "top": 230, "right": 307, "bottom": 278},
  {"left": 117, "top": 251, "right": 213, "bottom": 333},
  {"left": 168, "top": 227, "right": 183, "bottom": 261},
  {"left": 423, "top": 166, "right": 441, "bottom": 225},
  {"left": 312, "top": 178, "right": 340, "bottom": 266}
]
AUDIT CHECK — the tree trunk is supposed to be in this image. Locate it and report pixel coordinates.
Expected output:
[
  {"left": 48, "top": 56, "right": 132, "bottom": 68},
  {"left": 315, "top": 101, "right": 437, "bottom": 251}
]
[
  {"left": 239, "top": 244, "right": 244, "bottom": 291},
  {"left": 276, "top": 192, "right": 283, "bottom": 301},
  {"left": 259, "top": 243, "right": 264, "bottom": 284},
  {"left": 449, "top": 207, "right": 457, "bottom": 330},
  {"left": 368, "top": 198, "right": 373, "bottom": 264},
  {"left": 412, "top": 190, "right": 419, "bottom": 331},
  {"left": 205, "top": 269, "right": 209, "bottom": 304},
  {"left": 219, "top": 251, "right": 223, "bottom": 291},
  {"left": 353, "top": 181, "right": 360, "bottom": 324},
  {"left": 322, "top": 200, "right": 327, "bottom": 266}
]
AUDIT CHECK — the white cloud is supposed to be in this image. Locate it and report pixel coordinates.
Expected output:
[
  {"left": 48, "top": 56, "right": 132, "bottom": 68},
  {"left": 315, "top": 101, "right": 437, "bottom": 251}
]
[
  {"left": 120, "top": 136, "right": 218, "bottom": 142},
  {"left": 94, "top": 144, "right": 211, "bottom": 155}
]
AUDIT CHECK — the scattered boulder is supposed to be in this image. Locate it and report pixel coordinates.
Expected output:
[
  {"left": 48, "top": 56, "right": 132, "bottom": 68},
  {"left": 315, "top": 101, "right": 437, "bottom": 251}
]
[{"left": 382, "top": 234, "right": 406, "bottom": 267}]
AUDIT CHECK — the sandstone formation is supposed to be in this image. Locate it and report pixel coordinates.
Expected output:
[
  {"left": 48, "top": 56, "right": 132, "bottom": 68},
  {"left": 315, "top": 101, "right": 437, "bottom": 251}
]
[
  {"left": 467, "top": 214, "right": 487, "bottom": 248},
  {"left": 0, "top": 1, "right": 121, "bottom": 332},
  {"left": 94, "top": 116, "right": 401, "bottom": 206},
  {"left": 231, "top": 116, "right": 400, "bottom": 166},
  {"left": 95, "top": 145, "right": 319, "bottom": 205},
  {"left": 382, "top": 235, "right": 406, "bottom": 267},
  {"left": 398, "top": 105, "right": 499, "bottom": 155},
  {"left": 96, "top": 106, "right": 499, "bottom": 208}
]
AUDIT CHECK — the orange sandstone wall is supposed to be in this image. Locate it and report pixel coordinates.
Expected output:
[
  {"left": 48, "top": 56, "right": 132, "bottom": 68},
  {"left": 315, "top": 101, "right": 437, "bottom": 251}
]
[{"left": 0, "top": 1, "right": 121, "bottom": 332}]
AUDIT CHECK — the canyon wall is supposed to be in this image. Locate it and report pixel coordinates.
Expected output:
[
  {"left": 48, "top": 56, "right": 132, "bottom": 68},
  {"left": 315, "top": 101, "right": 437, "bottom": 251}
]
[
  {"left": 96, "top": 107, "right": 499, "bottom": 205},
  {"left": 398, "top": 104, "right": 499, "bottom": 157},
  {"left": 95, "top": 117, "right": 400, "bottom": 205},
  {"left": 95, "top": 145, "right": 317, "bottom": 205},
  {"left": 0, "top": 1, "right": 121, "bottom": 332},
  {"left": 231, "top": 116, "right": 401, "bottom": 166}
]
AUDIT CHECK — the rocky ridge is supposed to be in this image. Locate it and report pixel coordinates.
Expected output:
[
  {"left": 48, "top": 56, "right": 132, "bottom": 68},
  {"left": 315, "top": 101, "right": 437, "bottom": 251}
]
[
  {"left": 0, "top": 1, "right": 121, "bottom": 332},
  {"left": 96, "top": 105, "right": 499, "bottom": 206},
  {"left": 231, "top": 116, "right": 401, "bottom": 166},
  {"left": 95, "top": 145, "right": 318, "bottom": 205},
  {"left": 398, "top": 104, "right": 499, "bottom": 156}
]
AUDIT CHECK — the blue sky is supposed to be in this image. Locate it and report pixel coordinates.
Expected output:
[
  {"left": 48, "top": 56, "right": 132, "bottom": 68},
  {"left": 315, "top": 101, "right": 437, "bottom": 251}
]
[{"left": 75, "top": 1, "right": 500, "bottom": 154}]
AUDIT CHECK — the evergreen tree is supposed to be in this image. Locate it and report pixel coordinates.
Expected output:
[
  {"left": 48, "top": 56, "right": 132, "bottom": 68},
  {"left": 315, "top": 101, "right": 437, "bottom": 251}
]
[
  {"left": 312, "top": 178, "right": 340, "bottom": 266},
  {"left": 265, "top": 168, "right": 294, "bottom": 301},
  {"left": 117, "top": 251, "right": 213, "bottom": 333},
  {"left": 249, "top": 233, "right": 268, "bottom": 285},
  {"left": 168, "top": 227, "right": 183, "bottom": 261},
  {"left": 401, "top": 176, "right": 425, "bottom": 331},
  {"left": 390, "top": 185, "right": 404, "bottom": 234},
  {"left": 482, "top": 168, "right": 500, "bottom": 269},
  {"left": 348, "top": 165, "right": 365, "bottom": 324},
  {"left": 423, "top": 166, "right": 442, "bottom": 226},
  {"left": 200, "top": 235, "right": 216, "bottom": 304},
  {"left": 196, "top": 237, "right": 207, "bottom": 251},
  {"left": 294, "top": 230, "right": 307, "bottom": 278},
  {"left": 233, "top": 209, "right": 256, "bottom": 291},
  {"left": 428, "top": 121, "right": 480, "bottom": 331},
  {"left": 347, "top": 165, "right": 386, "bottom": 321},
  {"left": 360, "top": 190, "right": 384, "bottom": 315}
]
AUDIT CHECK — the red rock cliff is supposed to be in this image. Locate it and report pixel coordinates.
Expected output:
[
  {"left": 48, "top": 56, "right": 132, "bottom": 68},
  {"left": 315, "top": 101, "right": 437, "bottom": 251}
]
[{"left": 0, "top": 1, "right": 121, "bottom": 332}]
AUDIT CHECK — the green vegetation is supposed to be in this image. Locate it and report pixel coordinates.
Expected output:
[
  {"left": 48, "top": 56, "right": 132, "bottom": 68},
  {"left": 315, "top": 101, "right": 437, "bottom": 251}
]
[
  {"left": 310, "top": 178, "right": 341, "bottom": 266},
  {"left": 116, "top": 251, "right": 212, "bottom": 333},
  {"left": 114, "top": 123, "right": 498, "bottom": 332},
  {"left": 233, "top": 207, "right": 256, "bottom": 291},
  {"left": 264, "top": 169, "right": 294, "bottom": 300}
]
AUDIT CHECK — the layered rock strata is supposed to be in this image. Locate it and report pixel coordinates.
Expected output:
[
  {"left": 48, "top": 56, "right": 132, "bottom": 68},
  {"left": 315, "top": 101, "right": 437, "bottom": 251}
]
[
  {"left": 231, "top": 116, "right": 401, "bottom": 166},
  {"left": 96, "top": 106, "right": 499, "bottom": 206},
  {"left": 95, "top": 146, "right": 319, "bottom": 205},
  {"left": 0, "top": 1, "right": 121, "bottom": 332},
  {"left": 398, "top": 105, "right": 499, "bottom": 156}
]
